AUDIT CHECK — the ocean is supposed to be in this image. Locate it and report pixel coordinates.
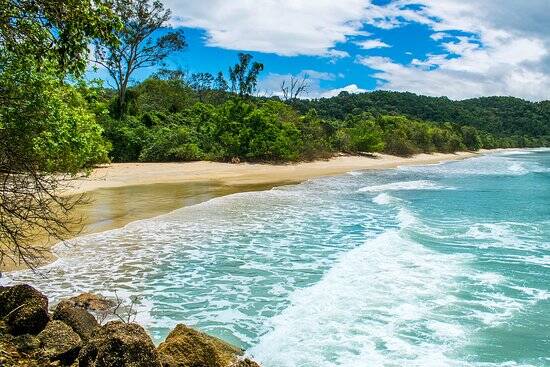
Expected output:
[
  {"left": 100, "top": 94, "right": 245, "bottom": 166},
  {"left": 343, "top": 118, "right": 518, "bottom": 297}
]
[{"left": 5, "top": 149, "right": 550, "bottom": 366}]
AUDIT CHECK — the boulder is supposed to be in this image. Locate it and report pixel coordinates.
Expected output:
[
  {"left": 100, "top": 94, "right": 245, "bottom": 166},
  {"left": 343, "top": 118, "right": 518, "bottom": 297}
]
[
  {"left": 6, "top": 304, "right": 50, "bottom": 336},
  {"left": 38, "top": 320, "right": 82, "bottom": 364},
  {"left": 232, "top": 359, "right": 261, "bottom": 367},
  {"left": 63, "top": 293, "right": 115, "bottom": 313},
  {"left": 0, "top": 320, "right": 51, "bottom": 367},
  {"left": 0, "top": 284, "right": 48, "bottom": 315},
  {"left": 53, "top": 300, "right": 99, "bottom": 342},
  {"left": 78, "top": 321, "right": 161, "bottom": 367},
  {"left": 0, "top": 284, "right": 49, "bottom": 336},
  {"left": 157, "top": 324, "right": 245, "bottom": 367}
]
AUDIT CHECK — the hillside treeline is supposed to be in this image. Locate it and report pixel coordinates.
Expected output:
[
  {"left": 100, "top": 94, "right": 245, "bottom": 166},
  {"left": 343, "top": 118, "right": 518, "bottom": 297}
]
[{"left": 89, "top": 75, "right": 549, "bottom": 163}]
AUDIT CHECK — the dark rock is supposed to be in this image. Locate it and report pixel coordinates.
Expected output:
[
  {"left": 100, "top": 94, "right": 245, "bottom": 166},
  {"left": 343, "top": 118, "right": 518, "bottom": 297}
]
[
  {"left": 0, "top": 320, "right": 51, "bottom": 366},
  {"left": 78, "top": 321, "right": 161, "bottom": 367},
  {"left": 13, "top": 334, "right": 41, "bottom": 353},
  {"left": 38, "top": 320, "right": 82, "bottom": 364},
  {"left": 6, "top": 302, "right": 50, "bottom": 336},
  {"left": 53, "top": 300, "right": 99, "bottom": 342},
  {"left": 157, "top": 324, "right": 245, "bottom": 367},
  {"left": 0, "top": 284, "right": 49, "bottom": 336},
  {"left": 0, "top": 284, "right": 48, "bottom": 317}
]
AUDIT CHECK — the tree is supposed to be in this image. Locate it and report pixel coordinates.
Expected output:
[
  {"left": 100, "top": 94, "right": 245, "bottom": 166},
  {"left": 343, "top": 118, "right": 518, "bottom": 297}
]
[
  {"left": 1, "top": 0, "right": 117, "bottom": 271},
  {"left": 214, "top": 72, "right": 229, "bottom": 92},
  {"left": 93, "top": 0, "right": 186, "bottom": 116},
  {"left": 0, "top": 0, "right": 119, "bottom": 77},
  {"left": 229, "top": 53, "right": 264, "bottom": 97},
  {"left": 280, "top": 74, "right": 310, "bottom": 101},
  {"left": 189, "top": 72, "right": 214, "bottom": 101}
]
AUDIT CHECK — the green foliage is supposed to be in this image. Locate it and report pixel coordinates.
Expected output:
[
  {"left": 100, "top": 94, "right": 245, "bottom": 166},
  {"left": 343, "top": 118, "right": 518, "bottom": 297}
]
[
  {"left": 92, "top": 0, "right": 186, "bottom": 116},
  {"left": 0, "top": 56, "right": 109, "bottom": 173},
  {"left": 290, "top": 91, "right": 550, "bottom": 145},
  {"left": 229, "top": 53, "right": 264, "bottom": 97},
  {"left": 1, "top": 0, "right": 120, "bottom": 77},
  {"left": 101, "top": 76, "right": 548, "bottom": 163},
  {"left": 337, "top": 115, "right": 385, "bottom": 153}
]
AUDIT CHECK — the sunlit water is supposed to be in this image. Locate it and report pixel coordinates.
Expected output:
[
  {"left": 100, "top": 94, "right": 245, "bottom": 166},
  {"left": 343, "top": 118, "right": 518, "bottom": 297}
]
[{"left": 4, "top": 149, "right": 550, "bottom": 366}]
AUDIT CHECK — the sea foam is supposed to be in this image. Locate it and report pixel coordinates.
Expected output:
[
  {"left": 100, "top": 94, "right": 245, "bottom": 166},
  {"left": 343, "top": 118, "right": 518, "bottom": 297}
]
[
  {"left": 249, "top": 227, "right": 469, "bottom": 366},
  {"left": 358, "top": 180, "right": 450, "bottom": 192}
]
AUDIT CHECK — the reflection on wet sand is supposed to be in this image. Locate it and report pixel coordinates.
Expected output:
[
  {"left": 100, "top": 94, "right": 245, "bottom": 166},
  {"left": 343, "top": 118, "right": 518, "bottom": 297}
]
[{"left": 2, "top": 181, "right": 280, "bottom": 272}]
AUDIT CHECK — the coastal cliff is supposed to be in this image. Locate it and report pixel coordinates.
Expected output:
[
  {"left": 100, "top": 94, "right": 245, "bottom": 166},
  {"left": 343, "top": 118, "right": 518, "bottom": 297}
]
[{"left": 0, "top": 284, "right": 260, "bottom": 367}]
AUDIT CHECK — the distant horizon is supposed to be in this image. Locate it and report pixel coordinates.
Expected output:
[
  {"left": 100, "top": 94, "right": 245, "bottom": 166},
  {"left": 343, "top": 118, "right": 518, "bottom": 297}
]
[{"left": 90, "top": 1, "right": 550, "bottom": 102}]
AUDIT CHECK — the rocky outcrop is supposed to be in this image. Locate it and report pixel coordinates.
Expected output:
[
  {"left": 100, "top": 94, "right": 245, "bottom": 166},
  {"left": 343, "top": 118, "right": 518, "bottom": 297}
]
[
  {"left": 0, "top": 321, "right": 49, "bottom": 367},
  {"left": 12, "top": 333, "right": 41, "bottom": 354},
  {"left": 38, "top": 320, "right": 82, "bottom": 364},
  {"left": 78, "top": 321, "right": 161, "bottom": 367},
  {"left": 157, "top": 324, "right": 244, "bottom": 367},
  {"left": 62, "top": 293, "right": 115, "bottom": 313},
  {"left": 0, "top": 284, "right": 49, "bottom": 335},
  {"left": 232, "top": 359, "right": 261, "bottom": 367},
  {"left": 0, "top": 285, "right": 262, "bottom": 367},
  {"left": 53, "top": 300, "right": 100, "bottom": 342}
]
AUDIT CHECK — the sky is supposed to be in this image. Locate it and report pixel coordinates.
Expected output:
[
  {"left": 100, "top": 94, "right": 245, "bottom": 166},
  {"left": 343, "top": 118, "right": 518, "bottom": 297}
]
[{"left": 103, "top": 0, "right": 550, "bottom": 101}]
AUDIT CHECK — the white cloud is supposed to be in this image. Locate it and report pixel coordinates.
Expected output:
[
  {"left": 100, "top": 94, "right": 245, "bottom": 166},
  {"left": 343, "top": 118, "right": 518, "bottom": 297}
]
[
  {"left": 357, "top": 0, "right": 550, "bottom": 100},
  {"left": 165, "top": 0, "right": 411, "bottom": 57},
  {"left": 259, "top": 71, "right": 361, "bottom": 99},
  {"left": 358, "top": 45, "right": 549, "bottom": 100},
  {"left": 165, "top": 0, "right": 550, "bottom": 100},
  {"left": 320, "top": 84, "right": 368, "bottom": 98},
  {"left": 430, "top": 32, "right": 450, "bottom": 41},
  {"left": 356, "top": 39, "right": 391, "bottom": 50},
  {"left": 166, "top": 0, "right": 370, "bottom": 57}
]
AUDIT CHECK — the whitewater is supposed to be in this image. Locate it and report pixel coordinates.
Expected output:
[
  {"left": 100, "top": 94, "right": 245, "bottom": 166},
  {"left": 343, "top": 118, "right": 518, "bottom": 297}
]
[{"left": 4, "top": 149, "right": 550, "bottom": 366}]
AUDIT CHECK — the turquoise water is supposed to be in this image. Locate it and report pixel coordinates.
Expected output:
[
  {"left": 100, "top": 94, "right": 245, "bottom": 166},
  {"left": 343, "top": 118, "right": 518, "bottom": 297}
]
[{"left": 5, "top": 149, "right": 550, "bottom": 366}]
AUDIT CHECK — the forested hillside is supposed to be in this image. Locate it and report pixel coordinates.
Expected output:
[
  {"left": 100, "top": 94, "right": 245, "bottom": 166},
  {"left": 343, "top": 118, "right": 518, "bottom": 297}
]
[
  {"left": 91, "top": 73, "right": 549, "bottom": 163},
  {"left": 290, "top": 91, "right": 550, "bottom": 140}
]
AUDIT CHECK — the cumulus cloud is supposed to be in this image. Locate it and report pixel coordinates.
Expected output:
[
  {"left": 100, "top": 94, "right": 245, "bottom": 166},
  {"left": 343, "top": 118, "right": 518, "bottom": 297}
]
[
  {"left": 258, "top": 71, "right": 365, "bottom": 99},
  {"left": 165, "top": 0, "right": 550, "bottom": 100},
  {"left": 358, "top": 0, "right": 550, "bottom": 100},
  {"left": 356, "top": 39, "right": 391, "bottom": 50},
  {"left": 166, "top": 0, "right": 370, "bottom": 57},
  {"left": 321, "top": 84, "right": 368, "bottom": 98},
  {"left": 164, "top": 0, "right": 411, "bottom": 57}
]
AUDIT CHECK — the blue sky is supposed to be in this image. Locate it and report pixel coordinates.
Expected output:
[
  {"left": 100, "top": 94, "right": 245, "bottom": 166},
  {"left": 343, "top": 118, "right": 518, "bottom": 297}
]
[{"left": 96, "top": 1, "right": 550, "bottom": 101}]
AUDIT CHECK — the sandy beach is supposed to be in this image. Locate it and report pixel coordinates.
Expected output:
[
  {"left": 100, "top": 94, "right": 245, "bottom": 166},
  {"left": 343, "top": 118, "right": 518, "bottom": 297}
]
[
  {"left": 67, "top": 152, "right": 477, "bottom": 195},
  {"left": 2, "top": 152, "right": 479, "bottom": 272}
]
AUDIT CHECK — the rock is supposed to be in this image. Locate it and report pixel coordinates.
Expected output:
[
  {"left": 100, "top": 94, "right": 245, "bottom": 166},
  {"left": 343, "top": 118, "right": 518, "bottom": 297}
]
[
  {"left": 232, "top": 359, "right": 261, "bottom": 367},
  {"left": 13, "top": 334, "right": 41, "bottom": 353},
  {"left": 0, "top": 284, "right": 48, "bottom": 317},
  {"left": 78, "top": 321, "right": 161, "bottom": 367},
  {"left": 63, "top": 293, "right": 115, "bottom": 313},
  {"left": 0, "top": 284, "right": 49, "bottom": 336},
  {"left": 53, "top": 300, "right": 99, "bottom": 342},
  {"left": 0, "top": 320, "right": 52, "bottom": 367},
  {"left": 38, "top": 320, "right": 82, "bottom": 364},
  {"left": 6, "top": 303, "right": 50, "bottom": 337},
  {"left": 157, "top": 324, "right": 245, "bottom": 367}
]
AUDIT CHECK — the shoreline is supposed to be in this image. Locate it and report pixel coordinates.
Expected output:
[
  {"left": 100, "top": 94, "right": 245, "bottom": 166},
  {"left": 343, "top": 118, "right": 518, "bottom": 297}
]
[
  {"left": 3, "top": 151, "right": 481, "bottom": 273},
  {"left": 66, "top": 151, "right": 480, "bottom": 195}
]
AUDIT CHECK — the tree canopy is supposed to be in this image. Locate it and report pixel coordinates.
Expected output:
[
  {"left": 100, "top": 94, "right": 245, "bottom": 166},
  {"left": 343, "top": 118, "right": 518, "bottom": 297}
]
[{"left": 1, "top": 0, "right": 118, "bottom": 270}]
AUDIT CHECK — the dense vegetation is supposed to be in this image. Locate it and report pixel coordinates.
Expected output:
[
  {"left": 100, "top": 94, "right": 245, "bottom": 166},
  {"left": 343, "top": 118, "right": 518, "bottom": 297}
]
[
  {"left": 92, "top": 74, "right": 549, "bottom": 163},
  {"left": 290, "top": 91, "right": 550, "bottom": 148},
  {"left": 1, "top": 0, "right": 120, "bottom": 268}
]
